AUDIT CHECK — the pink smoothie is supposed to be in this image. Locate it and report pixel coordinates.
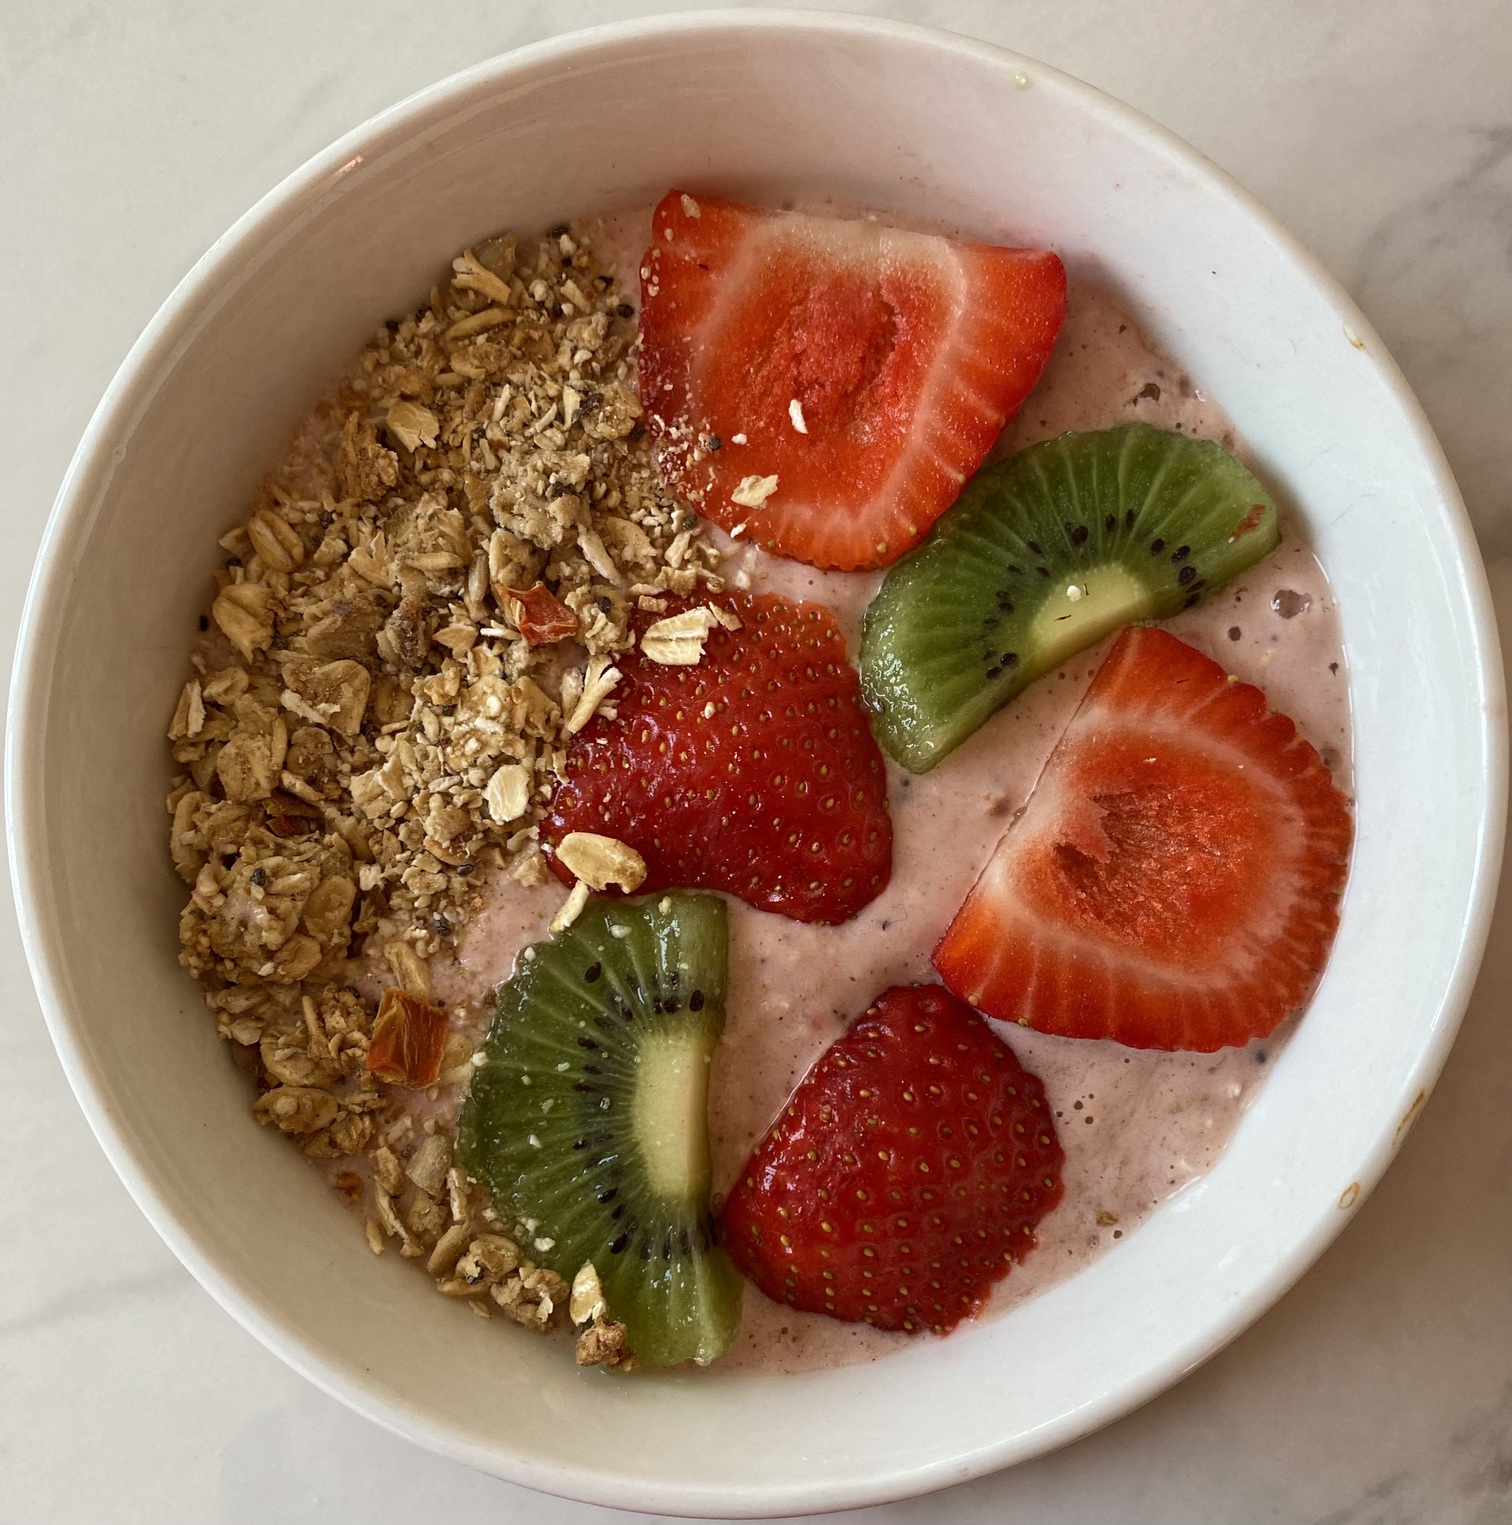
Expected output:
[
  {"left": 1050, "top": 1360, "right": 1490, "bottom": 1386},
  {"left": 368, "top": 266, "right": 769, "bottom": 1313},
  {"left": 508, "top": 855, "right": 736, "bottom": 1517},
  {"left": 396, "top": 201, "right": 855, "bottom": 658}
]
[{"left": 427, "top": 206, "right": 1353, "bottom": 1374}]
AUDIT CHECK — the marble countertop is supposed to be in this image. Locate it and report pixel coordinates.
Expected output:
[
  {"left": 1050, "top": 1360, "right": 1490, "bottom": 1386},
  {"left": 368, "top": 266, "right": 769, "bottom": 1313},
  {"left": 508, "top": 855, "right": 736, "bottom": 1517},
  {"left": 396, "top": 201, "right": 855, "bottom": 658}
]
[{"left": 5, "top": 3, "right": 1511, "bottom": 1521}]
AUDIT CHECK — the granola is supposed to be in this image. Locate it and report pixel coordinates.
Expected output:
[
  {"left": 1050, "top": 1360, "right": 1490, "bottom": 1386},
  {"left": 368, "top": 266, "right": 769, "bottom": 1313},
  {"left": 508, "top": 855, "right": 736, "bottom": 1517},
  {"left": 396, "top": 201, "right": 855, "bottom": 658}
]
[{"left": 166, "top": 223, "right": 705, "bottom": 1361}]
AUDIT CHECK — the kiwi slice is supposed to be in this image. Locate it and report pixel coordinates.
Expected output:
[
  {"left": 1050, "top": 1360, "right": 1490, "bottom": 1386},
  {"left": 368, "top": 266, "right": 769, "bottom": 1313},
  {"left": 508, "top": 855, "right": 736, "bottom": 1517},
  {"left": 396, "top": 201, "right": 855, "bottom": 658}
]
[
  {"left": 457, "top": 891, "right": 741, "bottom": 1368},
  {"left": 860, "top": 423, "right": 1280, "bottom": 771}
]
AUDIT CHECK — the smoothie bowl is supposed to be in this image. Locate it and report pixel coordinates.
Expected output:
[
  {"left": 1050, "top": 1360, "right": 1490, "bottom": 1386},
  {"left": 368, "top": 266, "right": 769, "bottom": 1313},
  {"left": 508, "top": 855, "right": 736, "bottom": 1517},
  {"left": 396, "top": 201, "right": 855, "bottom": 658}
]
[{"left": 8, "top": 11, "right": 1504, "bottom": 1516}]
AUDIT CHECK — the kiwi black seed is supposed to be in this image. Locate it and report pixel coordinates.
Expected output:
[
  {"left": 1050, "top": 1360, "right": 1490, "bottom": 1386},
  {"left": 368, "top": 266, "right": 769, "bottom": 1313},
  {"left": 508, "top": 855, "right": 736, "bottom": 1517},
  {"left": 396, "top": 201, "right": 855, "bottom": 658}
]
[
  {"left": 457, "top": 892, "right": 741, "bottom": 1368},
  {"left": 860, "top": 424, "right": 1280, "bottom": 771}
]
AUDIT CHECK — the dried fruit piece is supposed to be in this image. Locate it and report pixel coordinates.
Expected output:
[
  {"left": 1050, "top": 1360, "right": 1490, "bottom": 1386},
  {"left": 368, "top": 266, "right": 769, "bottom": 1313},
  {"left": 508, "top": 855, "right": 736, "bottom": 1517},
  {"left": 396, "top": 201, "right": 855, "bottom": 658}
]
[
  {"left": 367, "top": 987, "right": 449, "bottom": 1087},
  {"left": 501, "top": 582, "right": 580, "bottom": 646},
  {"left": 265, "top": 790, "right": 323, "bottom": 838}
]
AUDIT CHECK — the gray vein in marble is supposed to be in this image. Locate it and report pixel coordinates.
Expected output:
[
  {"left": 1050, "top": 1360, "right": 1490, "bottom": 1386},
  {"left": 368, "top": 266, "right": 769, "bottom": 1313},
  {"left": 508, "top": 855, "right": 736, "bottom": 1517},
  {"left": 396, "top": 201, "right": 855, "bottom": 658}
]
[
  {"left": 1353, "top": 125, "right": 1512, "bottom": 556},
  {"left": 0, "top": 1269, "right": 187, "bottom": 1340}
]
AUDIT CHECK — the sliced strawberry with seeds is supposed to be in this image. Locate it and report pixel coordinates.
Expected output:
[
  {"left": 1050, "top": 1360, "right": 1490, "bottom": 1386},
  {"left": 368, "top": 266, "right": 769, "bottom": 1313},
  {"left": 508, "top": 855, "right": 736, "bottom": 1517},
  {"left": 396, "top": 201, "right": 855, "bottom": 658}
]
[
  {"left": 639, "top": 190, "right": 1066, "bottom": 571},
  {"left": 720, "top": 984, "right": 1064, "bottom": 1334},
  {"left": 934, "top": 627, "right": 1353, "bottom": 1051},
  {"left": 543, "top": 592, "right": 891, "bottom": 924}
]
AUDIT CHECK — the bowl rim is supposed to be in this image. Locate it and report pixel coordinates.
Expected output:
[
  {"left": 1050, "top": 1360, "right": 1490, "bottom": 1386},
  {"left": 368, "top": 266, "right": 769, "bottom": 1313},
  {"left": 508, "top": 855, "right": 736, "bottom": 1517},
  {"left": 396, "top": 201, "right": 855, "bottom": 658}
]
[{"left": 8, "top": 7, "right": 1506, "bottom": 1517}]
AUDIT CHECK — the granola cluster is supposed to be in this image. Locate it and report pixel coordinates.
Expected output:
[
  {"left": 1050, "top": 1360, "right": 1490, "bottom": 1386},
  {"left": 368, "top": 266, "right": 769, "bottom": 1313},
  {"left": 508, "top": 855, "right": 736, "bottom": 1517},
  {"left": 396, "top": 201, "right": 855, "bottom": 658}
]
[{"left": 166, "top": 223, "right": 709, "bottom": 1366}]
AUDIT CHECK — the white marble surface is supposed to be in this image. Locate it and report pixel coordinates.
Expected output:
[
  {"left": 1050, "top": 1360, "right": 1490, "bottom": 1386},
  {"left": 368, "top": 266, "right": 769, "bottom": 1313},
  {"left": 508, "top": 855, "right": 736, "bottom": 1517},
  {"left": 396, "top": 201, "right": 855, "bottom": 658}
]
[{"left": 4, "top": 2, "right": 1511, "bottom": 1520}]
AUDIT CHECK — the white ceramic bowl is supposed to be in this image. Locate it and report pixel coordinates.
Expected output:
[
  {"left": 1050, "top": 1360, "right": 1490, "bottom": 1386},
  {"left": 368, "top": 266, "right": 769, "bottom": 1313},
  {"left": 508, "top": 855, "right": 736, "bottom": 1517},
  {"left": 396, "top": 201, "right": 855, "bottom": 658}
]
[{"left": 9, "top": 10, "right": 1504, "bottom": 1517}]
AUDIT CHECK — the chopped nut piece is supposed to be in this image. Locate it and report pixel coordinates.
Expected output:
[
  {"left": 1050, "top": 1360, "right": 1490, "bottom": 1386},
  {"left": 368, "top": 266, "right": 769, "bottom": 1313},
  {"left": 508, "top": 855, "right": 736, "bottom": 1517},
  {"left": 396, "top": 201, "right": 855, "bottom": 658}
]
[
  {"left": 570, "top": 1262, "right": 607, "bottom": 1326},
  {"left": 167, "top": 680, "right": 205, "bottom": 742},
  {"left": 564, "top": 654, "right": 621, "bottom": 735},
  {"left": 556, "top": 832, "right": 646, "bottom": 893},
  {"left": 641, "top": 607, "right": 714, "bottom": 665},
  {"left": 447, "top": 305, "right": 509, "bottom": 340},
  {"left": 366, "top": 988, "right": 449, "bottom": 1087},
  {"left": 406, "top": 1133, "right": 453, "bottom": 1196},
  {"left": 372, "top": 1144, "right": 406, "bottom": 1196},
  {"left": 384, "top": 941, "right": 432, "bottom": 1001},
  {"left": 549, "top": 880, "right": 591, "bottom": 934},
  {"left": 426, "top": 1222, "right": 472, "bottom": 1277},
  {"left": 451, "top": 248, "right": 515, "bottom": 306}
]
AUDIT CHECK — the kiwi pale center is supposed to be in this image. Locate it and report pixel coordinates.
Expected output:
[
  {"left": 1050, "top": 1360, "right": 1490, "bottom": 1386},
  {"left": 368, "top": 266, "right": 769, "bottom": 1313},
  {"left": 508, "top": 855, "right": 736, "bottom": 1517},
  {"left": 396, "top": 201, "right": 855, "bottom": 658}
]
[
  {"left": 1027, "top": 564, "right": 1152, "bottom": 672},
  {"left": 632, "top": 1026, "right": 717, "bottom": 1200}
]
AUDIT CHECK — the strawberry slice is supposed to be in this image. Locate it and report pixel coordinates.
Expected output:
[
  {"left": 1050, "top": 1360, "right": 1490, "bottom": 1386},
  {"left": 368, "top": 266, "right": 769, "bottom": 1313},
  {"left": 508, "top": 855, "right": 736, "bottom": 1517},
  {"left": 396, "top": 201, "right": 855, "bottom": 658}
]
[
  {"left": 638, "top": 191, "right": 1066, "bottom": 572},
  {"left": 934, "top": 627, "right": 1353, "bottom": 1051},
  {"left": 720, "top": 984, "right": 1064, "bottom": 1335},
  {"left": 543, "top": 592, "right": 891, "bottom": 924}
]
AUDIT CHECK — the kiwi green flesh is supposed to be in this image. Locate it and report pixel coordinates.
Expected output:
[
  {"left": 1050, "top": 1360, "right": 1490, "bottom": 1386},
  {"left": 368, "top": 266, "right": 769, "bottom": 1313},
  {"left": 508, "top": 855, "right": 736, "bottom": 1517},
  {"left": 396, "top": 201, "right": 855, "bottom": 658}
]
[
  {"left": 458, "top": 892, "right": 742, "bottom": 1368},
  {"left": 861, "top": 424, "right": 1281, "bottom": 772}
]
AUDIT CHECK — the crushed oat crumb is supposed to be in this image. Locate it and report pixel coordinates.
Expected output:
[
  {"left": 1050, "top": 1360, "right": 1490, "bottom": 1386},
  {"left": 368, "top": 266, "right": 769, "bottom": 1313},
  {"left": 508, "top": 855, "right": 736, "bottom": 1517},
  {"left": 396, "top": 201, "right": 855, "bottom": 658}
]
[{"left": 731, "top": 473, "right": 778, "bottom": 509}]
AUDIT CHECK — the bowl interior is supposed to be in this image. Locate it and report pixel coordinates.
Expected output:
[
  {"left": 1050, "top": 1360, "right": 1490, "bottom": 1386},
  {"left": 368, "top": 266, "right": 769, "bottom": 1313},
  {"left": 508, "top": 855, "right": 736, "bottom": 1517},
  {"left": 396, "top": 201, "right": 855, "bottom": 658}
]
[{"left": 10, "top": 13, "right": 1502, "bottom": 1518}]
